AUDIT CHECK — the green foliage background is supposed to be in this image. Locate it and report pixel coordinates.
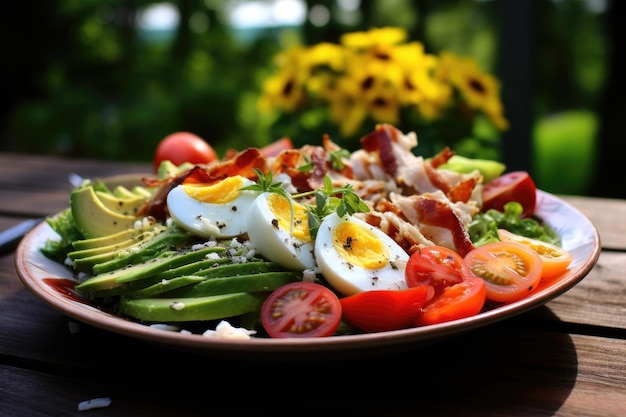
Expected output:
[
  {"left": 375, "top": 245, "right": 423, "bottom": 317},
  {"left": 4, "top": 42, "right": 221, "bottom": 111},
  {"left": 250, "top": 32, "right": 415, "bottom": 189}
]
[{"left": 1, "top": 0, "right": 608, "bottom": 194}]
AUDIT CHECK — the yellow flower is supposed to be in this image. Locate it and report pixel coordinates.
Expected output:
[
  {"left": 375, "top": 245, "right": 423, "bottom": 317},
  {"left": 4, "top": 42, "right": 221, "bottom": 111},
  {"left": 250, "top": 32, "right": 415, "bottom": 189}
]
[
  {"left": 307, "top": 42, "right": 345, "bottom": 72},
  {"left": 340, "top": 27, "right": 407, "bottom": 49},
  {"left": 259, "top": 47, "right": 310, "bottom": 113},
  {"left": 259, "top": 27, "right": 508, "bottom": 149},
  {"left": 326, "top": 76, "right": 368, "bottom": 138},
  {"left": 438, "top": 52, "right": 509, "bottom": 130}
]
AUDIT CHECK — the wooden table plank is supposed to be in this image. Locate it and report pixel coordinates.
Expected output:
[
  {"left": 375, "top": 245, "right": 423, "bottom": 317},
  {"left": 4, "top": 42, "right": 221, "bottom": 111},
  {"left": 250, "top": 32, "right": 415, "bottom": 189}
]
[
  {"left": 561, "top": 195, "right": 626, "bottom": 251},
  {"left": 544, "top": 251, "right": 626, "bottom": 330},
  {"left": 1, "top": 329, "right": 624, "bottom": 417}
]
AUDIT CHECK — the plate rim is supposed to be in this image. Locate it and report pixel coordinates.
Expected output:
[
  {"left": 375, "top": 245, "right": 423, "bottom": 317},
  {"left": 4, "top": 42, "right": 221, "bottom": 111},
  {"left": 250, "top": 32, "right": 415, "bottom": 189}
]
[{"left": 14, "top": 189, "right": 601, "bottom": 359}]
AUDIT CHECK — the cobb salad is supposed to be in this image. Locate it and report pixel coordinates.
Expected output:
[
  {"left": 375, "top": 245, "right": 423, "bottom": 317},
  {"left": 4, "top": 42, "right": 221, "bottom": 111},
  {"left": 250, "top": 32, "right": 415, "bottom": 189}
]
[{"left": 42, "top": 124, "right": 573, "bottom": 339}]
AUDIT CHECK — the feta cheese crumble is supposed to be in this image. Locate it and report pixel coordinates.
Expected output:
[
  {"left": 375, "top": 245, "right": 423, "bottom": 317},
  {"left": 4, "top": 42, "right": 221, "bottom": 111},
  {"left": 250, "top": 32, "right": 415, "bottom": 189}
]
[{"left": 202, "top": 320, "right": 256, "bottom": 340}]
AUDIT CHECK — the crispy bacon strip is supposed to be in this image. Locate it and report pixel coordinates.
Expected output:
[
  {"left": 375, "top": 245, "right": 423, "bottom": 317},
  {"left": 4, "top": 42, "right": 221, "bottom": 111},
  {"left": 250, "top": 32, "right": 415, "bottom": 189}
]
[
  {"left": 394, "top": 195, "right": 475, "bottom": 257},
  {"left": 137, "top": 165, "right": 209, "bottom": 220},
  {"left": 360, "top": 125, "right": 398, "bottom": 177},
  {"left": 203, "top": 147, "right": 266, "bottom": 181},
  {"left": 447, "top": 177, "right": 477, "bottom": 203}
]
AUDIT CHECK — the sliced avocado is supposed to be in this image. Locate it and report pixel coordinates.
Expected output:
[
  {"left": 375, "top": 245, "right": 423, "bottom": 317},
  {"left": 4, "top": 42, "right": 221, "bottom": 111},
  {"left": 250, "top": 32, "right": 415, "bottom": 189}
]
[
  {"left": 131, "top": 186, "right": 152, "bottom": 198},
  {"left": 438, "top": 155, "right": 506, "bottom": 183},
  {"left": 69, "top": 229, "right": 167, "bottom": 272},
  {"left": 113, "top": 185, "right": 138, "bottom": 199},
  {"left": 70, "top": 185, "right": 139, "bottom": 239},
  {"left": 123, "top": 276, "right": 206, "bottom": 299},
  {"left": 91, "top": 178, "right": 111, "bottom": 193},
  {"left": 76, "top": 244, "right": 224, "bottom": 296},
  {"left": 118, "top": 292, "right": 268, "bottom": 322},
  {"left": 90, "top": 227, "right": 193, "bottom": 274},
  {"left": 71, "top": 228, "right": 145, "bottom": 250},
  {"left": 154, "top": 259, "right": 281, "bottom": 281},
  {"left": 95, "top": 190, "right": 146, "bottom": 215},
  {"left": 69, "top": 238, "right": 136, "bottom": 260},
  {"left": 164, "top": 271, "right": 299, "bottom": 298},
  {"left": 157, "top": 160, "right": 194, "bottom": 179}
]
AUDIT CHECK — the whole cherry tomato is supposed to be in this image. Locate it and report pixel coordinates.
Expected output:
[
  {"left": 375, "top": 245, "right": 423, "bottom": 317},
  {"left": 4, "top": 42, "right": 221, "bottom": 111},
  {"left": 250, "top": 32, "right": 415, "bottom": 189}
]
[{"left": 153, "top": 132, "right": 218, "bottom": 173}]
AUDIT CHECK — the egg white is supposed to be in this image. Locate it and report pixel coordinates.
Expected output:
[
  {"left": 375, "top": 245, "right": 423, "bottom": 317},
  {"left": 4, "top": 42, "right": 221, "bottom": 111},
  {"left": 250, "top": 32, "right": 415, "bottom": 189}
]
[
  {"left": 314, "top": 213, "right": 409, "bottom": 296},
  {"left": 246, "top": 192, "right": 316, "bottom": 270},
  {"left": 167, "top": 176, "right": 258, "bottom": 239}
]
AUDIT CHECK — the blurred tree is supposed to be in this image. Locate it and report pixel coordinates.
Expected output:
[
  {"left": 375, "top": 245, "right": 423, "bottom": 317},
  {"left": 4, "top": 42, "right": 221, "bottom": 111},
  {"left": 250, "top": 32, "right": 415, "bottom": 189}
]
[
  {"left": 0, "top": 0, "right": 613, "bottom": 199},
  {"left": 590, "top": 0, "right": 626, "bottom": 198}
]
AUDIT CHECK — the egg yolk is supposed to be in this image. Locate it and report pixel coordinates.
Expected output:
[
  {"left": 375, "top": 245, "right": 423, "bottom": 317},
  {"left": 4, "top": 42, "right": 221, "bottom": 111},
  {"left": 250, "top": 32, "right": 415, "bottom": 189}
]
[
  {"left": 182, "top": 176, "right": 245, "bottom": 204},
  {"left": 332, "top": 221, "right": 389, "bottom": 269},
  {"left": 267, "top": 193, "right": 312, "bottom": 242}
]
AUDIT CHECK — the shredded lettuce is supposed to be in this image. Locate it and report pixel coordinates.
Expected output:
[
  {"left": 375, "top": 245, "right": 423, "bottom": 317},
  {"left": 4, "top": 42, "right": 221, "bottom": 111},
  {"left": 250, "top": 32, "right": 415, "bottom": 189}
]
[
  {"left": 468, "top": 202, "right": 561, "bottom": 247},
  {"left": 40, "top": 208, "right": 83, "bottom": 263}
]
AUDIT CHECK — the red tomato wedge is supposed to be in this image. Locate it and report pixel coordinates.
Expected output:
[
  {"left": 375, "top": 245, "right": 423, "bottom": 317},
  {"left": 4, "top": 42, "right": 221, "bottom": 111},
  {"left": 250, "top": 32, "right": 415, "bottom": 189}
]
[
  {"left": 405, "top": 246, "right": 472, "bottom": 295},
  {"left": 482, "top": 171, "right": 537, "bottom": 218},
  {"left": 497, "top": 229, "right": 573, "bottom": 281},
  {"left": 464, "top": 241, "right": 543, "bottom": 303},
  {"left": 153, "top": 132, "right": 218, "bottom": 173},
  {"left": 260, "top": 282, "right": 342, "bottom": 338},
  {"left": 416, "top": 276, "right": 487, "bottom": 326},
  {"left": 340, "top": 286, "right": 434, "bottom": 333}
]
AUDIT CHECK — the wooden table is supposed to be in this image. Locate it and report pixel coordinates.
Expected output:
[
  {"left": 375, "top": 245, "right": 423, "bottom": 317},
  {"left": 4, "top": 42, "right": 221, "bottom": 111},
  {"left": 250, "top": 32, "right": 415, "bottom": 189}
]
[{"left": 1, "top": 152, "right": 624, "bottom": 417}]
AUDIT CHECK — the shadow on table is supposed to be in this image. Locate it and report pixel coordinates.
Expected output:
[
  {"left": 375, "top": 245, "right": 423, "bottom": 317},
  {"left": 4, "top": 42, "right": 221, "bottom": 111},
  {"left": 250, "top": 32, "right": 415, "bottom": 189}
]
[{"left": 30, "top": 305, "right": 575, "bottom": 417}]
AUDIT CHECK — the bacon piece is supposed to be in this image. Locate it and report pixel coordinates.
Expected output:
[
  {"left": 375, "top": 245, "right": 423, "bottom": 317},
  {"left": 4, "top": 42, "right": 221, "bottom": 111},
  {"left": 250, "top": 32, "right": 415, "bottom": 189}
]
[
  {"left": 429, "top": 146, "right": 455, "bottom": 168},
  {"left": 447, "top": 177, "right": 477, "bottom": 203},
  {"left": 392, "top": 194, "right": 475, "bottom": 257},
  {"left": 203, "top": 148, "right": 267, "bottom": 181},
  {"left": 360, "top": 125, "right": 398, "bottom": 177},
  {"left": 137, "top": 166, "right": 207, "bottom": 220}
]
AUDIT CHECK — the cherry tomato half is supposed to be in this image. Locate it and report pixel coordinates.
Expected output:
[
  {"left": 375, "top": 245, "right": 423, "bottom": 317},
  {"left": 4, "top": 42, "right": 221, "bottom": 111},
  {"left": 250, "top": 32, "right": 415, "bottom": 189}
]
[
  {"left": 482, "top": 171, "right": 537, "bottom": 218},
  {"left": 497, "top": 229, "right": 573, "bottom": 281},
  {"left": 464, "top": 241, "right": 543, "bottom": 303},
  {"left": 416, "top": 276, "right": 487, "bottom": 326},
  {"left": 260, "top": 281, "right": 342, "bottom": 338},
  {"left": 405, "top": 246, "right": 472, "bottom": 295},
  {"left": 153, "top": 132, "right": 218, "bottom": 173},
  {"left": 340, "top": 286, "right": 434, "bottom": 333}
]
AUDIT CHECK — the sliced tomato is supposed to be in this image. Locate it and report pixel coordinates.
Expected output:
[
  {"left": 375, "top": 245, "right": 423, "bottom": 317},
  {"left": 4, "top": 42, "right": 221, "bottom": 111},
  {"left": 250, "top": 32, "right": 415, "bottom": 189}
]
[
  {"left": 416, "top": 276, "right": 487, "bottom": 326},
  {"left": 153, "top": 132, "right": 218, "bottom": 173},
  {"left": 405, "top": 246, "right": 471, "bottom": 295},
  {"left": 482, "top": 171, "right": 537, "bottom": 218},
  {"left": 340, "top": 286, "right": 434, "bottom": 333},
  {"left": 260, "top": 137, "right": 294, "bottom": 157},
  {"left": 464, "top": 241, "right": 543, "bottom": 303},
  {"left": 260, "top": 281, "right": 342, "bottom": 338},
  {"left": 497, "top": 229, "right": 573, "bottom": 281}
]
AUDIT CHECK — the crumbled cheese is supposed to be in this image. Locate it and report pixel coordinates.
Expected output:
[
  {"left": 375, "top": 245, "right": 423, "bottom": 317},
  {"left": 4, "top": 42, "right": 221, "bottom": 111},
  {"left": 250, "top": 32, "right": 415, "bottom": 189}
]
[
  {"left": 202, "top": 320, "right": 256, "bottom": 340},
  {"left": 78, "top": 397, "right": 112, "bottom": 411},
  {"left": 192, "top": 239, "right": 218, "bottom": 251},
  {"left": 205, "top": 251, "right": 221, "bottom": 260},
  {"left": 230, "top": 255, "right": 249, "bottom": 264},
  {"left": 198, "top": 216, "right": 221, "bottom": 236},
  {"left": 275, "top": 172, "right": 298, "bottom": 194},
  {"left": 170, "top": 301, "right": 185, "bottom": 310},
  {"left": 302, "top": 268, "right": 319, "bottom": 282}
]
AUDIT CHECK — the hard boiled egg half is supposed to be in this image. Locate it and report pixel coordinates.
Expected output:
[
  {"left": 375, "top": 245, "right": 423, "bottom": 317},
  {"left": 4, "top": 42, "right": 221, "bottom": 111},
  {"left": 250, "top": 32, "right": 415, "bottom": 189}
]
[
  {"left": 167, "top": 176, "right": 258, "bottom": 239},
  {"left": 246, "top": 192, "right": 316, "bottom": 271},
  {"left": 314, "top": 213, "right": 409, "bottom": 296}
]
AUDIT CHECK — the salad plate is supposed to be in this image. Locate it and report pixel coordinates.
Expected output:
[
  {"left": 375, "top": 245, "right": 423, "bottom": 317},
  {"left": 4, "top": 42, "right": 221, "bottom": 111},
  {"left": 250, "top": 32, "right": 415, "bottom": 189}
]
[{"left": 15, "top": 187, "right": 601, "bottom": 360}]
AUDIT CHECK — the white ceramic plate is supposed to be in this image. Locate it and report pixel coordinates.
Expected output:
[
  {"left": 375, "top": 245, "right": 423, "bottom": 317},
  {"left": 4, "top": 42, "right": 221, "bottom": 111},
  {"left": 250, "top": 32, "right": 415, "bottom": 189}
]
[{"left": 15, "top": 189, "right": 601, "bottom": 360}]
